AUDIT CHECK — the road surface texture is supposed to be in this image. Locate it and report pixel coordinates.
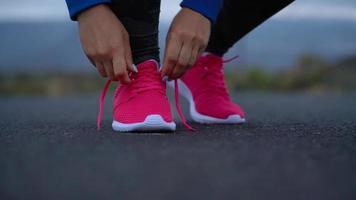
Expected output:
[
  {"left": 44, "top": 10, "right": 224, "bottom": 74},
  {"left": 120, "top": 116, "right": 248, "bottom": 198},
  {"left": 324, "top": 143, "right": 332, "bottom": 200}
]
[{"left": 1, "top": 92, "right": 356, "bottom": 200}]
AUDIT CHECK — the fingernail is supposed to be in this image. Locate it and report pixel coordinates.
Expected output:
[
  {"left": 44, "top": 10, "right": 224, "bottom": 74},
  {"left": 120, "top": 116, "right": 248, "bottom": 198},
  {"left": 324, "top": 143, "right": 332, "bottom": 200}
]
[
  {"left": 132, "top": 64, "right": 138, "bottom": 73},
  {"left": 162, "top": 76, "right": 168, "bottom": 82}
]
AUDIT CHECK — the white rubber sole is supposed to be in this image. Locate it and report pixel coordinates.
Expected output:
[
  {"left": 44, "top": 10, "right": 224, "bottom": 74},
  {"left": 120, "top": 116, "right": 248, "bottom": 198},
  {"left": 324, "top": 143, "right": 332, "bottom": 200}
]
[
  {"left": 112, "top": 114, "right": 176, "bottom": 132},
  {"left": 168, "top": 80, "right": 246, "bottom": 124}
]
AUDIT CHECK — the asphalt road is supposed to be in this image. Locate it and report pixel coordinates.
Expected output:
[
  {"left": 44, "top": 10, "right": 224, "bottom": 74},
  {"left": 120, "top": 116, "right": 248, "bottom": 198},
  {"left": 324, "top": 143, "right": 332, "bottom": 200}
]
[{"left": 1, "top": 92, "right": 356, "bottom": 200}]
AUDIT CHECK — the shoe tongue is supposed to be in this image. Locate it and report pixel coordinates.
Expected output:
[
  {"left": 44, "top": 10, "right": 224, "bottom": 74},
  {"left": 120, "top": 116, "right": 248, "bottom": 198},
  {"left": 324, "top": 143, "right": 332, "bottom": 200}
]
[
  {"left": 204, "top": 53, "right": 223, "bottom": 63},
  {"left": 136, "top": 59, "right": 159, "bottom": 72},
  {"left": 202, "top": 54, "right": 223, "bottom": 70}
]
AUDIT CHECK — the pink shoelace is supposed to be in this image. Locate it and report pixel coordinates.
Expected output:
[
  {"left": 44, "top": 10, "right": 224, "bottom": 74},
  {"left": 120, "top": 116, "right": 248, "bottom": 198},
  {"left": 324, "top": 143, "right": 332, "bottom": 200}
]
[
  {"left": 174, "top": 80, "right": 195, "bottom": 131},
  {"left": 223, "top": 55, "right": 239, "bottom": 63},
  {"left": 97, "top": 79, "right": 111, "bottom": 130},
  {"left": 96, "top": 77, "right": 194, "bottom": 131}
]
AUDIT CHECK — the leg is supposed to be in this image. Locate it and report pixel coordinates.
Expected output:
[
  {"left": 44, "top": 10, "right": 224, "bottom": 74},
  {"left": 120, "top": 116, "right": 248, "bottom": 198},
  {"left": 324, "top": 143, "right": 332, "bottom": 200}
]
[
  {"left": 177, "top": 0, "right": 294, "bottom": 123},
  {"left": 110, "top": 0, "right": 161, "bottom": 64},
  {"left": 206, "top": 0, "right": 294, "bottom": 56}
]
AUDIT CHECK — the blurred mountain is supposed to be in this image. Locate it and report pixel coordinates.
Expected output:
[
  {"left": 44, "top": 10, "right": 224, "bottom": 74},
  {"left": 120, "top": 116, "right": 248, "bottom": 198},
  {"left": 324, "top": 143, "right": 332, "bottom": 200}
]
[
  {"left": 0, "top": 22, "right": 88, "bottom": 72},
  {"left": 0, "top": 19, "right": 355, "bottom": 73}
]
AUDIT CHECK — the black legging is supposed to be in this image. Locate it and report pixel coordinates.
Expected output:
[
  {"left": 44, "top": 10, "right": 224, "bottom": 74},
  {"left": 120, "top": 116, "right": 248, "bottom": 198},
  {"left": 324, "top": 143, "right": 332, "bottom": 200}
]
[
  {"left": 110, "top": 0, "right": 161, "bottom": 64},
  {"left": 110, "top": 0, "right": 294, "bottom": 64},
  {"left": 206, "top": 0, "right": 294, "bottom": 56}
]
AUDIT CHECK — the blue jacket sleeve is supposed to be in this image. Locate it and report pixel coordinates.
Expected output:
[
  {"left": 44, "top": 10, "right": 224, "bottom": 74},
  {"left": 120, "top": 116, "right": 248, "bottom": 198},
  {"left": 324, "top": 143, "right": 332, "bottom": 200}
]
[
  {"left": 65, "top": 0, "right": 111, "bottom": 20},
  {"left": 180, "top": 0, "right": 223, "bottom": 23}
]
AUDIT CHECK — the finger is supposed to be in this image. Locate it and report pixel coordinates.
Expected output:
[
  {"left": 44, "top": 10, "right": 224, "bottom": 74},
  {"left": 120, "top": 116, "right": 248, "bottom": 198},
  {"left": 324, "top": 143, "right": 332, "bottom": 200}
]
[
  {"left": 88, "top": 57, "right": 95, "bottom": 66},
  {"left": 94, "top": 61, "right": 107, "bottom": 77},
  {"left": 113, "top": 55, "right": 131, "bottom": 84},
  {"left": 103, "top": 60, "right": 115, "bottom": 81},
  {"left": 198, "top": 46, "right": 206, "bottom": 57},
  {"left": 188, "top": 45, "right": 200, "bottom": 67},
  {"left": 162, "top": 36, "right": 182, "bottom": 79},
  {"left": 171, "top": 43, "right": 191, "bottom": 79},
  {"left": 124, "top": 39, "right": 137, "bottom": 73}
]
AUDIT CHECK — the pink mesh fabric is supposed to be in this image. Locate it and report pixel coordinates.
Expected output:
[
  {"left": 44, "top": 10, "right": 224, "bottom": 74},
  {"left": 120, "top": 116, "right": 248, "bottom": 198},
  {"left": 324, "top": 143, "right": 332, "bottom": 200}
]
[
  {"left": 180, "top": 54, "right": 245, "bottom": 119},
  {"left": 113, "top": 60, "right": 173, "bottom": 124}
]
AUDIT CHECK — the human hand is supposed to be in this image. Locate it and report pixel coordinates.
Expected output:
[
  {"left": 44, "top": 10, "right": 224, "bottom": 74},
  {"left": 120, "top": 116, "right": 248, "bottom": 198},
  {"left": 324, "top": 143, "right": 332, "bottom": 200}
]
[
  {"left": 161, "top": 8, "right": 210, "bottom": 80},
  {"left": 78, "top": 4, "right": 135, "bottom": 83}
]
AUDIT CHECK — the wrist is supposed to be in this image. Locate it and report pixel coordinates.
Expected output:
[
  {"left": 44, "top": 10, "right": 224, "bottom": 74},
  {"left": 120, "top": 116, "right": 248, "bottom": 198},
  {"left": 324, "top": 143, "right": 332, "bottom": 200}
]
[
  {"left": 180, "top": 0, "right": 223, "bottom": 23},
  {"left": 77, "top": 4, "right": 111, "bottom": 22},
  {"left": 181, "top": 7, "right": 210, "bottom": 25}
]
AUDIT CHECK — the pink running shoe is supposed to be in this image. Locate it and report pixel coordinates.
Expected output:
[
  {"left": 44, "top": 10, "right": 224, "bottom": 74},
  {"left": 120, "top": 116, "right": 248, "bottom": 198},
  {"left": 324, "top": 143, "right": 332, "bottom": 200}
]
[
  {"left": 171, "top": 53, "right": 246, "bottom": 124},
  {"left": 98, "top": 60, "right": 176, "bottom": 132}
]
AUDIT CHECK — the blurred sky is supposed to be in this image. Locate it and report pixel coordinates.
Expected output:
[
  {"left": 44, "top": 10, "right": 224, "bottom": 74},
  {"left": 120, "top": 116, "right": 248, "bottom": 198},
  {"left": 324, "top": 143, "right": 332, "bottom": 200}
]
[{"left": 0, "top": 0, "right": 356, "bottom": 23}]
